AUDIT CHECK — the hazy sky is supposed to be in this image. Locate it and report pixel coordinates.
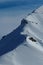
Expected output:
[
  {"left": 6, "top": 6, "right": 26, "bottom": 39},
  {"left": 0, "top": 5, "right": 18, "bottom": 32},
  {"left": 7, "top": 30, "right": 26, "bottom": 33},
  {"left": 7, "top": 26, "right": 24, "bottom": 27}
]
[{"left": 0, "top": 0, "right": 42, "bottom": 9}]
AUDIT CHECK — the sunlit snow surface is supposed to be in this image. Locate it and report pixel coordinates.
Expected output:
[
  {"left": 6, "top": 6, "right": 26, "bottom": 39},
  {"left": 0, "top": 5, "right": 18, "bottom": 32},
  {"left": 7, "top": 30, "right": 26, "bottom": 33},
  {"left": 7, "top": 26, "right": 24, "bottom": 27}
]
[{"left": 0, "top": 5, "right": 43, "bottom": 65}]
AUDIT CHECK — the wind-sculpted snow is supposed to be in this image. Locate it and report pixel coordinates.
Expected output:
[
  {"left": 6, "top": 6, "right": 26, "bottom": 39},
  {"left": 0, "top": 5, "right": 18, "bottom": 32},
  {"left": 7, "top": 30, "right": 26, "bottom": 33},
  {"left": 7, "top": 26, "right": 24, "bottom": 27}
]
[{"left": 0, "top": 5, "right": 43, "bottom": 65}]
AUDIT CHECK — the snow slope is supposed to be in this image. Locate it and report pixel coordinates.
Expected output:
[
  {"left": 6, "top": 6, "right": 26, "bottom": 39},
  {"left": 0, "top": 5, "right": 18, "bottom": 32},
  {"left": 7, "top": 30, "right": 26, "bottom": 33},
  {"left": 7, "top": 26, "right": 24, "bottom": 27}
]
[
  {"left": 0, "top": 5, "right": 43, "bottom": 65},
  {"left": 25, "top": 5, "right": 43, "bottom": 51}
]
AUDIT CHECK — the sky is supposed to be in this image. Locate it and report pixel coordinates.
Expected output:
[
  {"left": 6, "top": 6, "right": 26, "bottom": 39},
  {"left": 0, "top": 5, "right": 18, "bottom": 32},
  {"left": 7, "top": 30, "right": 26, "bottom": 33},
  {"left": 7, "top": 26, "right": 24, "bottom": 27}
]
[
  {"left": 0, "top": 0, "right": 43, "bottom": 39},
  {"left": 0, "top": 0, "right": 43, "bottom": 9}
]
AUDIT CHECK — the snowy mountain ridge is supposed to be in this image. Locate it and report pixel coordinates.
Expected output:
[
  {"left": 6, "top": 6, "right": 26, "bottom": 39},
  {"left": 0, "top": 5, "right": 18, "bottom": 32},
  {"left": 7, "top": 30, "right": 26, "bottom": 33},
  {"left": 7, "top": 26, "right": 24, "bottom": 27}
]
[{"left": 0, "top": 5, "right": 43, "bottom": 65}]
